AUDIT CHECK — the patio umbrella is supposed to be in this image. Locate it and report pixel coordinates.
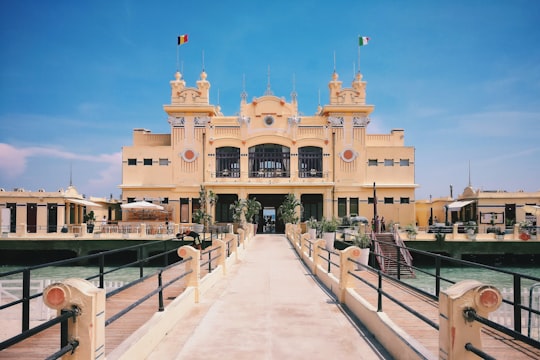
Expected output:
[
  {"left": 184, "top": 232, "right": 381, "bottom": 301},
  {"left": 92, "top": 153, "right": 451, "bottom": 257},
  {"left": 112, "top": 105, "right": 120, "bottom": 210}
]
[{"left": 121, "top": 201, "right": 164, "bottom": 211}]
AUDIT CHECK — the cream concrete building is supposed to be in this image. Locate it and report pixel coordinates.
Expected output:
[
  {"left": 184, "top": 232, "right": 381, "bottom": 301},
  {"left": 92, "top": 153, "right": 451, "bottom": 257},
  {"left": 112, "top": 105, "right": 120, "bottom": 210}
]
[
  {"left": 0, "top": 185, "right": 118, "bottom": 235},
  {"left": 120, "top": 69, "right": 417, "bottom": 233}
]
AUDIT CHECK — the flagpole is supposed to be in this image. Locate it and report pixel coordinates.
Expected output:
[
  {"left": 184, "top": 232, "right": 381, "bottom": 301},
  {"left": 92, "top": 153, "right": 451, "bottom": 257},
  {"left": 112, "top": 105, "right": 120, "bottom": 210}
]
[
  {"left": 357, "top": 36, "right": 361, "bottom": 73},
  {"left": 176, "top": 43, "right": 180, "bottom": 72}
]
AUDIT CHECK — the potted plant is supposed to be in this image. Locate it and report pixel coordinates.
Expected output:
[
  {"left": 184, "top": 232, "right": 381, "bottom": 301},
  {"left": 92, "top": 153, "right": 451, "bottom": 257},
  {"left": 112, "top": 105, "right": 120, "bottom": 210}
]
[
  {"left": 193, "top": 185, "right": 218, "bottom": 232},
  {"left": 84, "top": 210, "right": 96, "bottom": 233},
  {"left": 306, "top": 217, "right": 318, "bottom": 240},
  {"left": 229, "top": 199, "right": 245, "bottom": 233},
  {"left": 465, "top": 221, "right": 477, "bottom": 241},
  {"left": 321, "top": 216, "right": 339, "bottom": 250},
  {"left": 518, "top": 220, "right": 532, "bottom": 241},
  {"left": 404, "top": 224, "right": 417, "bottom": 240},
  {"left": 277, "top": 193, "right": 301, "bottom": 225},
  {"left": 245, "top": 197, "right": 262, "bottom": 233},
  {"left": 352, "top": 233, "right": 371, "bottom": 269}
]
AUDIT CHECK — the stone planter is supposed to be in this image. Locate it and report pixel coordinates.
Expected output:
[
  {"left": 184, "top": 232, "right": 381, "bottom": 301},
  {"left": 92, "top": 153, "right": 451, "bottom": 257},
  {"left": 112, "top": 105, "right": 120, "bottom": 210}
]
[
  {"left": 308, "top": 228, "right": 317, "bottom": 240},
  {"left": 322, "top": 232, "right": 335, "bottom": 251},
  {"left": 357, "top": 248, "right": 370, "bottom": 270},
  {"left": 192, "top": 224, "right": 204, "bottom": 233}
]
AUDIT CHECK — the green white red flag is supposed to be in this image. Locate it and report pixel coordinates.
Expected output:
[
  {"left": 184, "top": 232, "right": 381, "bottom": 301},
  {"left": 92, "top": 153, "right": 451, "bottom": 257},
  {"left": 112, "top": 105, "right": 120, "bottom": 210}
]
[{"left": 359, "top": 36, "right": 369, "bottom": 46}]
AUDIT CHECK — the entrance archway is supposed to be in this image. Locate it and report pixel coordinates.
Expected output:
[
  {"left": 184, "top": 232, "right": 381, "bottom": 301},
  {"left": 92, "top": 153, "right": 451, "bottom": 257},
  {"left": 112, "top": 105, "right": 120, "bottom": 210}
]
[{"left": 249, "top": 194, "right": 287, "bottom": 234}]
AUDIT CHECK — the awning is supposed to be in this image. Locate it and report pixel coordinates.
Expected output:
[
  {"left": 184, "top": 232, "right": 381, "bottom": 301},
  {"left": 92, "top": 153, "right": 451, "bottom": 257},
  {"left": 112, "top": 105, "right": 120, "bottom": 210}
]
[
  {"left": 523, "top": 205, "right": 540, "bottom": 215},
  {"left": 447, "top": 200, "right": 474, "bottom": 211},
  {"left": 68, "top": 198, "right": 101, "bottom": 207}
]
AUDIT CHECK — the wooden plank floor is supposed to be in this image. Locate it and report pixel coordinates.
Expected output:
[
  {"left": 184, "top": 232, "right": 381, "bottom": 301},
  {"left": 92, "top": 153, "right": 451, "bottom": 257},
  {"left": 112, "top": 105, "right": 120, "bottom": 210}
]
[
  {"left": 2, "top": 262, "right": 190, "bottom": 359},
  {"left": 350, "top": 271, "right": 540, "bottom": 359}
]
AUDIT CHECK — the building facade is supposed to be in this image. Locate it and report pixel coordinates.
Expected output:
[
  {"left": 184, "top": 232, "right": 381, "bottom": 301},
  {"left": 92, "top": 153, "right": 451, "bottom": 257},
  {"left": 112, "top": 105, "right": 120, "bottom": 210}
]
[
  {"left": 0, "top": 185, "right": 118, "bottom": 235},
  {"left": 120, "top": 68, "right": 417, "bottom": 233}
]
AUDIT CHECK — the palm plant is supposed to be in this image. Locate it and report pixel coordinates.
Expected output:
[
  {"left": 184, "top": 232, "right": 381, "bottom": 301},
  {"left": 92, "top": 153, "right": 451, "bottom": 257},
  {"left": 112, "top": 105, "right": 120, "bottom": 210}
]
[{"left": 278, "top": 193, "right": 301, "bottom": 224}]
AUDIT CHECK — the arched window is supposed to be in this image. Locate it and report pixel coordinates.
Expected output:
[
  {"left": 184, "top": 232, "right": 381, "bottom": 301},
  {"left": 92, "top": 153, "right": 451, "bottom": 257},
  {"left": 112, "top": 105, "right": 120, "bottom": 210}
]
[
  {"left": 248, "top": 144, "right": 290, "bottom": 178},
  {"left": 216, "top": 147, "right": 240, "bottom": 177},
  {"left": 299, "top": 146, "right": 323, "bottom": 178}
]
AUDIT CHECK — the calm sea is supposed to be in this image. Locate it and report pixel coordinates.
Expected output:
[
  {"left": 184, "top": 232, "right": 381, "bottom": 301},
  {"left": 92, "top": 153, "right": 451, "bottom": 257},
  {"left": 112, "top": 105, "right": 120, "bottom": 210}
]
[{"left": 2, "top": 264, "right": 539, "bottom": 291}]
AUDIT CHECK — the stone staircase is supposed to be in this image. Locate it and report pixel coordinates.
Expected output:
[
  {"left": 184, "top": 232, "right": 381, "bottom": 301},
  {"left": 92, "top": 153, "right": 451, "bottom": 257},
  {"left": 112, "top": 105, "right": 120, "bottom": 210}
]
[{"left": 373, "top": 233, "right": 415, "bottom": 278}]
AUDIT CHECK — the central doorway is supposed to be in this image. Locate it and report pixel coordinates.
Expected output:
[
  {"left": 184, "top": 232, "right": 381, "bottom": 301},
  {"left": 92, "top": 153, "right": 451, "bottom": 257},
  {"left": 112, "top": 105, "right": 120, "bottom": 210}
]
[
  {"left": 262, "top": 207, "right": 276, "bottom": 233},
  {"left": 249, "top": 194, "right": 287, "bottom": 234}
]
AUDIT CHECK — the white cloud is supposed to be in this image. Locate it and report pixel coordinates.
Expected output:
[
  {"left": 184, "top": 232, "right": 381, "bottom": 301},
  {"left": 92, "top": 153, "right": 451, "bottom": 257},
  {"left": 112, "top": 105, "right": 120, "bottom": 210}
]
[{"left": 0, "top": 142, "right": 121, "bottom": 184}]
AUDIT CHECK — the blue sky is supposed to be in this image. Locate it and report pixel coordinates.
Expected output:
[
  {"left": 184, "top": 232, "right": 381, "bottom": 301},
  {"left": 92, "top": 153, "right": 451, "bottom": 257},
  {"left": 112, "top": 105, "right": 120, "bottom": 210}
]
[{"left": 1, "top": 0, "right": 539, "bottom": 201}]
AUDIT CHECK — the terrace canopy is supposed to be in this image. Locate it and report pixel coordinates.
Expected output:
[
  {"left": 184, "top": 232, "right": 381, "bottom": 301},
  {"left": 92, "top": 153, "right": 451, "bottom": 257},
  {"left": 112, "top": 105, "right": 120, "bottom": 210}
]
[{"left": 447, "top": 200, "right": 474, "bottom": 212}]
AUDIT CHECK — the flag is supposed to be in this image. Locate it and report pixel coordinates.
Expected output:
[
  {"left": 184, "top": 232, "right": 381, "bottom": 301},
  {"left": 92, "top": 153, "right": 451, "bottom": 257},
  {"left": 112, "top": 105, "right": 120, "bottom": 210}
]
[
  {"left": 178, "top": 34, "right": 188, "bottom": 45},
  {"left": 359, "top": 36, "right": 370, "bottom": 46}
]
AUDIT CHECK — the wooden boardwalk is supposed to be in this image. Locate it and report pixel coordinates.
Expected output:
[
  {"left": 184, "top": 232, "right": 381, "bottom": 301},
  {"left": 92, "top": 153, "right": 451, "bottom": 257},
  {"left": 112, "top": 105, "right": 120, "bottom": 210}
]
[
  {"left": 2, "top": 262, "right": 189, "bottom": 359},
  {"left": 2, "top": 242, "right": 539, "bottom": 359},
  {"left": 350, "top": 271, "right": 540, "bottom": 359}
]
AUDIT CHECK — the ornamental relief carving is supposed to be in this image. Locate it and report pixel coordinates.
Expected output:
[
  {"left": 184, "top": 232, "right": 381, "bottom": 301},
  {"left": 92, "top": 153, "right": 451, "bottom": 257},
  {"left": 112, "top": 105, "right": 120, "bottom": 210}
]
[
  {"left": 168, "top": 116, "right": 185, "bottom": 126},
  {"left": 352, "top": 116, "right": 370, "bottom": 127},
  {"left": 328, "top": 116, "right": 344, "bottom": 126}
]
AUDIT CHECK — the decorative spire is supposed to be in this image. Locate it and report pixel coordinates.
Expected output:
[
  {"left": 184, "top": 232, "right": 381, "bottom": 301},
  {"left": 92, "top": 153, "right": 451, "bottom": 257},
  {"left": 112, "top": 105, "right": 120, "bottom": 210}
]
[
  {"left": 240, "top": 73, "right": 247, "bottom": 103},
  {"left": 264, "top": 65, "right": 273, "bottom": 95},
  {"left": 291, "top": 73, "right": 297, "bottom": 103}
]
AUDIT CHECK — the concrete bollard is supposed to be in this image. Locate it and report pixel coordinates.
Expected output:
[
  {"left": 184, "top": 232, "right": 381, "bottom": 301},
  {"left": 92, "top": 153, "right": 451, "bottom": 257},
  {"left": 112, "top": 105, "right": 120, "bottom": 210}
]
[
  {"left": 43, "top": 278, "right": 106, "bottom": 360},
  {"left": 212, "top": 238, "right": 226, "bottom": 274},
  {"left": 439, "top": 280, "right": 502, "bottom": 360},
  {"left": 177, "top": 245, "right": 201, "bottom": 303},
  {"left": 339, "top": 246, "right": 361, "bottom": 302}
]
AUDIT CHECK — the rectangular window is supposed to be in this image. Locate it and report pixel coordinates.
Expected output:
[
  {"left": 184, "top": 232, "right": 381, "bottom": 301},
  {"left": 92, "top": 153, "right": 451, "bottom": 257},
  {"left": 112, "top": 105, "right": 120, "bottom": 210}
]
[
  {"left": 180, "top": 198, "right": 189, "bottom": 223},
  {"left": 350, "top": 198, "right": 359, "bottom": 216},
  {"left": 368, "top": 159, "right": 378, "bottom": 166},
  {"left": 400, "top": 197, "right": 410, "bottom": 204},
  {"left": 159, "top": 158, "right": 168, "bottom": 166},
  {"left": 368, "top": 197, "right": 374, "bottom": 204},
  {"left": 144, "top": 158, "right": 152, "bottom": 166},
  {"left": 127, "top": 158, "right": 136, "bottom": 166},
  {"left": 338, "top": 198, "right": 347, "bottom": 217},
  {"left": 161, "top": 197, "right": 169, "bottom": 204},
  {"left": 127, "top": 197, "right": 135, "bottom": 203},
  {"left": 384, "top": 159, "right": 394, "bottom": 166},
  {"left": 400, "top": 159, "right": 410, "bottom": 166},
  {"left": 384, "top": 197, "right": 394, "bottom": 204}
]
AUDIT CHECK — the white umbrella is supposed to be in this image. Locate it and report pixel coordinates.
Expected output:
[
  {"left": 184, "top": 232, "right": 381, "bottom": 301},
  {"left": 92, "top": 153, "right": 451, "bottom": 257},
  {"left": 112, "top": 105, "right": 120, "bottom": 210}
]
[{"left": 121, "top": 201, "right": 164, "bottom": 211}]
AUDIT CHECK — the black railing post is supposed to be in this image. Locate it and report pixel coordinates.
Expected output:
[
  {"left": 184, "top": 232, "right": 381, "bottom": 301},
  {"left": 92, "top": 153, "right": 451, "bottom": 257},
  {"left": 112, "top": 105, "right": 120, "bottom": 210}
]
[
  {"left": 163, "top": 241, "right": 168, "bottom": 267},
  {"left": 513, "top": 274, "right": 522, "bottom": 333},
  {"left": 327, "top": 251, "right": 331, "bottom": 273},
  {"left": 138, "top": 247, "right": 144, "bottom": 278},
  {"left": 99, "top": 253, "right": 105, "bottom": 289},
  {"left": 60, "top": 309, "right": 69, "bottom": 349},
  {"left": 158, "top": 271, "right": 164, "bottom": 312},
  {"left": 435, "top": 256, "right": 441, "bottom": 297},
  {"left": 22, "top": 269, "right": 30, "bottom": 332},
  {"left": 377, "top": 271, "right": 383, "bottom": 312},
  {"left": 396, "top": 244, "right": 401, "bottom": 280}
]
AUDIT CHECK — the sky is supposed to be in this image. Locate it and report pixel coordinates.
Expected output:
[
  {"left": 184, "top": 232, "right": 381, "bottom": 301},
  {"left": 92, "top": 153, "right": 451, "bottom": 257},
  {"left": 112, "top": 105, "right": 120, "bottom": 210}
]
[{"left": 1, "top": 0, "right": 539, "bottom": 201}]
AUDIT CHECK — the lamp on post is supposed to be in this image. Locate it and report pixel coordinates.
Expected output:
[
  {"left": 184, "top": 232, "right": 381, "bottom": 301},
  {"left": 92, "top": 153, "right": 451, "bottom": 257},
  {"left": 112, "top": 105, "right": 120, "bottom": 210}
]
[{"left": 429, "top": 194, "right": 433, "bottom": 226}]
